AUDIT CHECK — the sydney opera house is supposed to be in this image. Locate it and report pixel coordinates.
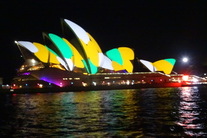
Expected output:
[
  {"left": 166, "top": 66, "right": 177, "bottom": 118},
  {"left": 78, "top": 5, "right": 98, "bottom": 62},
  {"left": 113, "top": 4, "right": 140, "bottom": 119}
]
[{"left": 11, "top": 19, "right": 181, "bottom": 90}]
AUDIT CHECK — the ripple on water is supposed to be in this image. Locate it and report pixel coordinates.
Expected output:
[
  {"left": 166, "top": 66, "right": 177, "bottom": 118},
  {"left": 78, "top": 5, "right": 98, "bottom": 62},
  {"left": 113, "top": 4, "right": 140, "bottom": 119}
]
[{"left": 0, "top": 87, "right": 207, "bottom": 137}]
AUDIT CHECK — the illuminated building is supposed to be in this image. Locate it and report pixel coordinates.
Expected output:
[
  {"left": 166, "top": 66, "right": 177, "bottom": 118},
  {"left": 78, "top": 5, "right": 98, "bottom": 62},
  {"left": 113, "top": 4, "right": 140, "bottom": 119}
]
[
  {"left": 139, "top": 59, "right": 176, "bottom": 75},
  {"left": 11, "top": 19, "right": 181, "bottom": 90}
]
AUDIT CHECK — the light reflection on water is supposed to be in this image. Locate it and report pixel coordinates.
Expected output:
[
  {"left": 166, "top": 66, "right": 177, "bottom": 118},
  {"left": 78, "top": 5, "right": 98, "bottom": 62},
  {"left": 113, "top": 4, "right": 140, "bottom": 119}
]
[
  {"left": 176, "top": 87, "right": 207, "bottom": 137},
  {"left": 0, "top": 87, "right": 207, "bottom": 137}
]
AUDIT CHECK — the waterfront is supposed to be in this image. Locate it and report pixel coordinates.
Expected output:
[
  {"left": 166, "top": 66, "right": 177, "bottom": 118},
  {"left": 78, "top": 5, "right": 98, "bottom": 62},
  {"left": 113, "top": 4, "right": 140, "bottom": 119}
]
[{"left": 0, "top": 87, "right": 207, "bottom": 137}]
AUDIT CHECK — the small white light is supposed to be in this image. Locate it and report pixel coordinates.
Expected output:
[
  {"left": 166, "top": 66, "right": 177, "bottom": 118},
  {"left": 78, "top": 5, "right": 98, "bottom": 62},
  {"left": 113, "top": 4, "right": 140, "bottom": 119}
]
[{"left": 182, "top": 57, "right": 188, "bottom": 63}]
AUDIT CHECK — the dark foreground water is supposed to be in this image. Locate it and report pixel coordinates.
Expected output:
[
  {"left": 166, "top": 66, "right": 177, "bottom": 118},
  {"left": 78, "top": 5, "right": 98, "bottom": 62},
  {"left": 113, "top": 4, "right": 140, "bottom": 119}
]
[{"left": 0, "top": 87, "right": 207, "bottom": 137}]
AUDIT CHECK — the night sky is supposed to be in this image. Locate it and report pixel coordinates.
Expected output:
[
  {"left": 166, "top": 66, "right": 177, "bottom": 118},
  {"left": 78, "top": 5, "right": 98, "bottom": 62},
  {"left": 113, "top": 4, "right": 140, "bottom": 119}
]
[{"left": 1, "top": 1, "right": 207, "bottom": 84}]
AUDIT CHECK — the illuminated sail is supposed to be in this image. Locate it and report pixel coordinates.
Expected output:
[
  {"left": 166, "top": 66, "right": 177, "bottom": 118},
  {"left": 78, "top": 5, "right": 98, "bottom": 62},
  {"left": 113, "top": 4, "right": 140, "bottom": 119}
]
[
  {"left": 99, "top": 53, "right": 113, "bottom": 70},
  {"left": 140, "top": 59, "right": 156, "bottom": 72},
  {"left": 62, "top": 38, "right": 85, "bottom": 68},
  {"left": 16, "top": 19, "right": 137, "bottom": 74},
  {"left": 48, "top": 33, "right": 74, "bottom": 71},
  {"left": 63, "top": 19, "right": 100, "bottom": 74},
  {"left": 153, "top": 59, "right": 176, "bottom": 74},
  {"left": 106, "top": 47, "right": 134, "bottom": 72},
  {"left": 17, "top": 41, "right": 68, "bottom": 70},
  {"left": 140, "top": 58, "right": 176, "bottom": 74},
  {"left": 118, "top": 47, "right": 134, "bottom": 73}
]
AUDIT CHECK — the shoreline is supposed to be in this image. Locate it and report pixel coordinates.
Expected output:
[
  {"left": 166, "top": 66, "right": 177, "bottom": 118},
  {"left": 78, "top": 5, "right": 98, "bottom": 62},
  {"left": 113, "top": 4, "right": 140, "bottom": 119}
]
[{"left": 2, "top": 82, "right": 205, "bottom": 94}]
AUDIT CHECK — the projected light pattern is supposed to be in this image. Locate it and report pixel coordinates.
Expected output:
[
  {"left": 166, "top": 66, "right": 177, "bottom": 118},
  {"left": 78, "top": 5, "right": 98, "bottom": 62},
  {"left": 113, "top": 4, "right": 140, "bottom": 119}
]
[
  {"left": 140, "top": 58, "right": 176, "bottom": 74},
  {"left": 153, "top": 59, "right": 176, "bottom": 74},
  {"left": 62, "top": 38, "right": 85, "bottom": 68},
  {"left": 16, "top": 41, "right": 68, "bottom": 69},
  {"left": 48, "top": 33, "right": 74, "bottom": 71},
  {"left": 64, "top": 19, "right": 90, "bottom": 44},
  {"left": 98, "top": 53, "right": 113, "bottom": 70},
  {"left": 40, "top": 76, "right": 63, "bottom": 87},
  {"left": 140, "top": 59, "right": 156, "bottom": 72},
  {"left": 106, "top": 47, "right": 134, "bottom": 73},
  {"left": 64, "top": 19, "right": 101, "bottom": 74},
  {"left": 15, "top": 19, "right": 175, "bottom": 76}
]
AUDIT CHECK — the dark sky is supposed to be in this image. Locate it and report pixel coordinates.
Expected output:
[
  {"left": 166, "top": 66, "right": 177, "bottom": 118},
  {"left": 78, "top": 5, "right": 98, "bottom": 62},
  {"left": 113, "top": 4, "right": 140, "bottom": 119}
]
[{"left": 1, "top": 0, "right": 207, "bottom": 83}]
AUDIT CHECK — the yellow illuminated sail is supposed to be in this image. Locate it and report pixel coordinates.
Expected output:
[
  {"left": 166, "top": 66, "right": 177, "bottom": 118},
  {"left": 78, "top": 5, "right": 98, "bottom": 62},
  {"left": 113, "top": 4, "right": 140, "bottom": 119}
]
[
  {"left": 153, "top": 59, "right": 176, "bottom": 74},
  {"left": 17, "top": 41, "right": 69, "bottom": 70},
  {"left": 62, "top": 38, "right": 85, "bottom": 68},
  {"left": 106, "top": 47, "right": 134, "bottom": 72},
  {"left": 33, "top": 42, "right": 60, "bottom": 64},
  {"left": 118, "top": 47, "right": 134, "bottom": 73},
  {"left": 140, "top": 58, "right": 176, "bottom": 74},
  {"left": 112, "top": 61, "right": 125, "bottom": 71}
]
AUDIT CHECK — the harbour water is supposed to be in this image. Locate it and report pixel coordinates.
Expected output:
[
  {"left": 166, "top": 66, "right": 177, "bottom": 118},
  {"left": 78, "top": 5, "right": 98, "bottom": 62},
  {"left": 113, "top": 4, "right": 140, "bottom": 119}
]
[{"left": 0, "top": 87, "right": 207, "bottom": 137}]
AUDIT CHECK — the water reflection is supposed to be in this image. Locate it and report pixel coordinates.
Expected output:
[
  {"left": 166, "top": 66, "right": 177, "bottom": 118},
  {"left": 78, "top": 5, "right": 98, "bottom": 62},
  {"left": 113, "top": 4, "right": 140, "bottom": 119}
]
[
  {"left": 176, "top": 87, "right": 207, "bottom": 137},
  {"left": 0, "top": 87, "right": 207, "bottom": 137}
]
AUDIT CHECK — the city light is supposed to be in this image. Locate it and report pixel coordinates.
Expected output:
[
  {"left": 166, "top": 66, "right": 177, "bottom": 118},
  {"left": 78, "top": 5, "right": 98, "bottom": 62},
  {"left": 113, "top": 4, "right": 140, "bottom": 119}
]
[
  {"left": 31, "top": 59, "right": 36, "bottom": 64},
  {"left": 182, "top": 75, "right": 189, "bottom": 81}
]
